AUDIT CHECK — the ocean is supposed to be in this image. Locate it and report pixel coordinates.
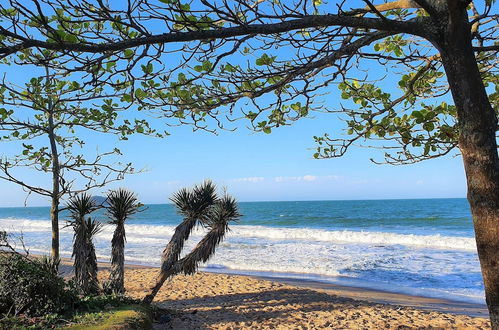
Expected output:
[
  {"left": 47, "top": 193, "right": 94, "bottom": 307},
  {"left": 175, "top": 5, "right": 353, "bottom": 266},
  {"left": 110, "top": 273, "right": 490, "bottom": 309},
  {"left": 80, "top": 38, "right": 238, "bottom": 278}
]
[{"left": 0, "top": 198, "right": 484, "bottom": 304}]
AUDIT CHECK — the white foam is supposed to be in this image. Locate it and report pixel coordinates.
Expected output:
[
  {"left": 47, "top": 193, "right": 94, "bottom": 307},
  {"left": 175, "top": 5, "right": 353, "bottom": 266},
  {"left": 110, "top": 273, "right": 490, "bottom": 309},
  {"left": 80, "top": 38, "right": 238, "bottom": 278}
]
[
  {"left": 0, "top": 217, "right": 484, "bottom": 304},
  {"left": 0, "top": 218, "right": 476, "bottom": 251}
]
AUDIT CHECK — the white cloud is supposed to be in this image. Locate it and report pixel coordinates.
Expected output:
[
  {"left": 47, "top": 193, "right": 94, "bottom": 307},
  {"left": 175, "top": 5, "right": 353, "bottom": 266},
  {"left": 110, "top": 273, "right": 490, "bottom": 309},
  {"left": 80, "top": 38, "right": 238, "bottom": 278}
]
[
  {"left": 232, "top": 177, "right": 265, "bottom": 183},
  {"left": 274, "top": 175, "right": 318, "bottom": 182},
  {"left": 302, "top": 175, "right": 317, "bottom": 182}
]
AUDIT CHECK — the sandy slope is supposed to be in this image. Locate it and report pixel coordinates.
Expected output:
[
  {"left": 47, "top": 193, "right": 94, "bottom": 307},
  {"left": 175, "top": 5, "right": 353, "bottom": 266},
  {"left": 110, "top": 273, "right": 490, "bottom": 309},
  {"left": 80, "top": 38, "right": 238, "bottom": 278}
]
[{"left": 92, "top": 267, "right": 491, "bottom": 330}]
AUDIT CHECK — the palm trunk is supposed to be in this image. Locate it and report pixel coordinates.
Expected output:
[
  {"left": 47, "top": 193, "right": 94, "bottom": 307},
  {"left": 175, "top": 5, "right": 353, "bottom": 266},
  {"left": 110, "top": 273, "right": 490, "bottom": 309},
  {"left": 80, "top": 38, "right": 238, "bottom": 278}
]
[
  {"left": 144, "top": 225, "right": 227, "bottom": 303},
  {"left": 87, "top": 238, "right": 99, "bottom": 294},
  {"left": 110, "top": 222, "right": 126, "bottom": 293},
  {"left": 436, "top": 9, "right": 499, "bottom": 328},
  {"left": 143, "top": 217, "right": 197, "bottom": 304},
  {"left": 73, "top": 216, "right": 87, "bottom": 294}
]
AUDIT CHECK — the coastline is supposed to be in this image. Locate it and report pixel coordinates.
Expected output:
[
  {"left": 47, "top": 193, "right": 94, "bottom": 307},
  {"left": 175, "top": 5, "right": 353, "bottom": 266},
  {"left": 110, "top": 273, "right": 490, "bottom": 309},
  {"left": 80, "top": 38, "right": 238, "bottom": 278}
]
[{"left": 55, "top": 256, "right": 489, "bottom": 321}]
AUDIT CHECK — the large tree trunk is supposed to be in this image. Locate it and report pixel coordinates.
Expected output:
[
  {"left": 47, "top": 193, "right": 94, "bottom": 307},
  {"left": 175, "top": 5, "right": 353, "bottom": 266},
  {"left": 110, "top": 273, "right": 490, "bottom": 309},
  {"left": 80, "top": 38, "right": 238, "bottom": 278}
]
[{"left": 436, "top": 7, "right": 499, "bottom": 328}]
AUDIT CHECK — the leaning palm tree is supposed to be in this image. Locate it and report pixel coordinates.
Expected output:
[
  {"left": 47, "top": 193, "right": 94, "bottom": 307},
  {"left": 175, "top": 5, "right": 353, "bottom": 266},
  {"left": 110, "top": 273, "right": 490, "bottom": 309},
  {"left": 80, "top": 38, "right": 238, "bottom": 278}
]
[
  {"left": 105, "top": 188, "right": 142, "bottom": 294},
  {"left": 168, "top": 195, "right": 240, "bottom": 277},
  {"left": 143, "top": 182, "right": 239, "bottom": 304},
  {"left": 67, "top": 193, "right": 102, "bottom": 295}
]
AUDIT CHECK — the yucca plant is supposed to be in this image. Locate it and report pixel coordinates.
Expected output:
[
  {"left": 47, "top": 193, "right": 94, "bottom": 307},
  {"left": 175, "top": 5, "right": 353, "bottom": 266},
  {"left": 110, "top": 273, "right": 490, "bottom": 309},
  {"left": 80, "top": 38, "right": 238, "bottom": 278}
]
[
  {"left": 67, "top": 193, "right": 102, "bottom": 295},
  {"left": 169, "top": 195, "right": 240, "bottom": 276},
  {"left": 143, "top": 181, "right": 239, "bottom": 304},
  {"left": 105, "top": 188, "right": 142, "bottom": 294}
]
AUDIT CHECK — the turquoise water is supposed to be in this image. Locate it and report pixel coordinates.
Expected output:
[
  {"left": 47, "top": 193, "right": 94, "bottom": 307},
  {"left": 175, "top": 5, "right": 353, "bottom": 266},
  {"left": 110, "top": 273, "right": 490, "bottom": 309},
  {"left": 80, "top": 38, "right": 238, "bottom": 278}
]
[{"left": 0, "top": 198, "right": 484, "bottom": 304}]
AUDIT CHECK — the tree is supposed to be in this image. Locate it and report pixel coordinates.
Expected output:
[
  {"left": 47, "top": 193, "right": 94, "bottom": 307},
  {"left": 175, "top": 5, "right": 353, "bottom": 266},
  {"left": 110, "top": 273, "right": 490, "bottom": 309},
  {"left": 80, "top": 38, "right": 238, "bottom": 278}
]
[
  {"left": 143, "top": 181, "right": 240, "bottom": 304},
  {"left": 0, "top": 0, "right": 497, "bottom": 325},
  {"left": 0, "top": 59, "right": 163, "bottom": 263},
  {"left": 105, "top": 188, "right": 143, "bottom": 294},
  {"left": 66, "top": 193, "right": 102, "bottom": 295}
]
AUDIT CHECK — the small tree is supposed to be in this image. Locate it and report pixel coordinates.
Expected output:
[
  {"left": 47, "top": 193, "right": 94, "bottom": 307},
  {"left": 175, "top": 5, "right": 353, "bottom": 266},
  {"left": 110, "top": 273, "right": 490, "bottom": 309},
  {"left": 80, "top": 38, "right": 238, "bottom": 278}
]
[
  {"left": 105, "top": 188, "right": 143, "bottom": 294},
  {"left": 67, "top": 193, "right": 102, "bottom": 295},
  {"left": 0, "top": 59, "right": 163, "bottom": 263},
  {"left": 143, "top": 181, "right": 240, "bottom": 304}
]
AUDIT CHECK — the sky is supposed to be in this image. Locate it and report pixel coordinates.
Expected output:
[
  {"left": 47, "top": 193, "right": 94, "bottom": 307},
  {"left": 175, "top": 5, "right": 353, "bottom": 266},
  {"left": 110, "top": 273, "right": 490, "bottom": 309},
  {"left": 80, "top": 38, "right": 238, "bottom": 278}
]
[
  {"left": 0, "top": 3, "right": 471, "bottom": 207},
  {"left": 0, "top": 105, "right": 467, "bottom": 207}
]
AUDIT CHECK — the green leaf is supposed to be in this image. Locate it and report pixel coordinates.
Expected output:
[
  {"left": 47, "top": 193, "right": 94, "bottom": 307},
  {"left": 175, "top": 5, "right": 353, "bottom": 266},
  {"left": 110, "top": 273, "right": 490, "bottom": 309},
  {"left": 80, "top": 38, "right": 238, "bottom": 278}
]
[
  {"left": 123, "top": 49, "right": 134, "bottom": 59},
  {"left": 122, "top": 94, "right": 133, "bottom": 102},
  {"left": 134, "top": 88, "right": 146, "bottom": 99},
  {"left": 423, "top": 122, "right": 435, "bottom": 131},
  {"left": 202, "top": 60, "right": 212, "bottom": 71},
  {"left": 141, "top": 63, "right": 153, "bottom": 74}
]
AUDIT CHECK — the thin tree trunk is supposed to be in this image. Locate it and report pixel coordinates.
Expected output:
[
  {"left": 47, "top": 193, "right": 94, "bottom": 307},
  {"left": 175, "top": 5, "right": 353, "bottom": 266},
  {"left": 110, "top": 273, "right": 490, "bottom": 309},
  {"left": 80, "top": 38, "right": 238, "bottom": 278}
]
[
  {"left": 46, "top": 77, "right": 60, "bottom": 265},
  {"left": 437, "top": 8, "right": 499, "bottom": 329}
]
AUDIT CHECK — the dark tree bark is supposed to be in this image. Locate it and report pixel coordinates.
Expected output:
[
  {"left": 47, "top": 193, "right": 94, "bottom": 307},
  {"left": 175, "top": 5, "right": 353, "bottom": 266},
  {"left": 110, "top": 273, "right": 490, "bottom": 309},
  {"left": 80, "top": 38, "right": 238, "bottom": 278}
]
[{"left": 435, "top": 4, "right": 499, "bottom": 328}]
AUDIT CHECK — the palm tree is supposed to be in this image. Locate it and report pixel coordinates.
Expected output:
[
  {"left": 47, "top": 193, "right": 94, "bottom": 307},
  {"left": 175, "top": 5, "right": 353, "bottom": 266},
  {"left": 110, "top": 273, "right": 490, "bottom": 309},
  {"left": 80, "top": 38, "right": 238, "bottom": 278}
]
[
  {"left": 105, "top": 188, "right": 142, "bottom": 294},
  {"left": 143, "top": 182, "right": 239, "bottom": 304},
  {"left": 67, "top": 193, "right": 102, "bottom": 295},
  {"left": 169, "top": 195, "right": 240, "bottom": 276}
]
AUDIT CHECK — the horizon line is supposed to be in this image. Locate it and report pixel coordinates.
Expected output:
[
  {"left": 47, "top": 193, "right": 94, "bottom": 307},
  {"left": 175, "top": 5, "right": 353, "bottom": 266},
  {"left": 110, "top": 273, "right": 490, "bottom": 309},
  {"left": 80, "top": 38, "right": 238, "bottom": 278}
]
[{"left": 0, "top": 196, "right": 468, "bottom": 208}]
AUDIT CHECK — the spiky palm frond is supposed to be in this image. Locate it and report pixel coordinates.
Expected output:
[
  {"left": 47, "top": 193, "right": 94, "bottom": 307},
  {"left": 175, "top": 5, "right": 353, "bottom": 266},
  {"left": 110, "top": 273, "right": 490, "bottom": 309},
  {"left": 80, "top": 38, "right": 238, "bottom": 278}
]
[
  {"left": 202, "top": 195, "right": 240, "bottom": 229},
  {"left": 171, "top": 196, "right": 241, "bottom": 277},
  {"left": 66, "top": 193, "right": 99, "bottom": 222},
  {"left": 106, "top": 188, "right": 142, "bottom": 225},
  {"left": 171, "top": 180, "right": 217, "bottom": 219}
]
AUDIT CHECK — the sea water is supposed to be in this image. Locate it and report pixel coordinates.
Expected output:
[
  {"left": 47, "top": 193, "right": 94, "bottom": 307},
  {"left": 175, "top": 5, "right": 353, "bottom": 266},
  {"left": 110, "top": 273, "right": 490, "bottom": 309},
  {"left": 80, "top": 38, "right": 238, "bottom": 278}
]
[{"left": 0, "top": 198, "right": 485, "bottom": 304}]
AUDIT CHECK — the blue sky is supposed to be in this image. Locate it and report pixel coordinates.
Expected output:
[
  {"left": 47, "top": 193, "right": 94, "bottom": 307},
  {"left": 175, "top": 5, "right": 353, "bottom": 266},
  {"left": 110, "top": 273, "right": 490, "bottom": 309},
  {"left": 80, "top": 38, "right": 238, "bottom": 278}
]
[{"left": 0, "top": 105, "right": 467, "bottom": 207}]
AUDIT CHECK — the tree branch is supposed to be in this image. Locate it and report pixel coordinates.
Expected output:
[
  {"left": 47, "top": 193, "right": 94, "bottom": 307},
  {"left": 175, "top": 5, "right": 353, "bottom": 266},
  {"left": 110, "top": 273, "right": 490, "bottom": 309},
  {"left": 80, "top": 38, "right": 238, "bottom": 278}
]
[{"left": 0, "top": 15, "right": 427, "bottom": 57}]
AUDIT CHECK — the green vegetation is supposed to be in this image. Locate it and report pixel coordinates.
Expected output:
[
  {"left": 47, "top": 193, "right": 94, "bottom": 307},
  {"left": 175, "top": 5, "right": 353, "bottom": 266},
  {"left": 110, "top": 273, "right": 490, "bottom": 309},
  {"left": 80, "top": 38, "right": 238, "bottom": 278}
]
[
  {"left": 0, "top": 253, "right": 76, "bottom": 317},
  {"left": 0, "top": 300, "right": 152, "bottom": 330},
  {"left": 63, "top": 305, "right": 152, "bottom": 330}
]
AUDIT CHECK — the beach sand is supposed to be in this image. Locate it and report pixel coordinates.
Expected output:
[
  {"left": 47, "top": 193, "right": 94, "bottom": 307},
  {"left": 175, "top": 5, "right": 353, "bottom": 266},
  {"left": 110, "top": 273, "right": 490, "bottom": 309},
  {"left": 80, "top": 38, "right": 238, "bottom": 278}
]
[{"left": 88, "top": 264, "right": 491, "bottom": 329}]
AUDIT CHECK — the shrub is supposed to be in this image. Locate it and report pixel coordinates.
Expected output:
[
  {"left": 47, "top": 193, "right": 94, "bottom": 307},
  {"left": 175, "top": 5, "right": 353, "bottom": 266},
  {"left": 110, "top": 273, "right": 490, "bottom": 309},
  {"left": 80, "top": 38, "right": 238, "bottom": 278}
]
[{"left": 0, "top": 253, "right": 77, "bottom": 317}]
